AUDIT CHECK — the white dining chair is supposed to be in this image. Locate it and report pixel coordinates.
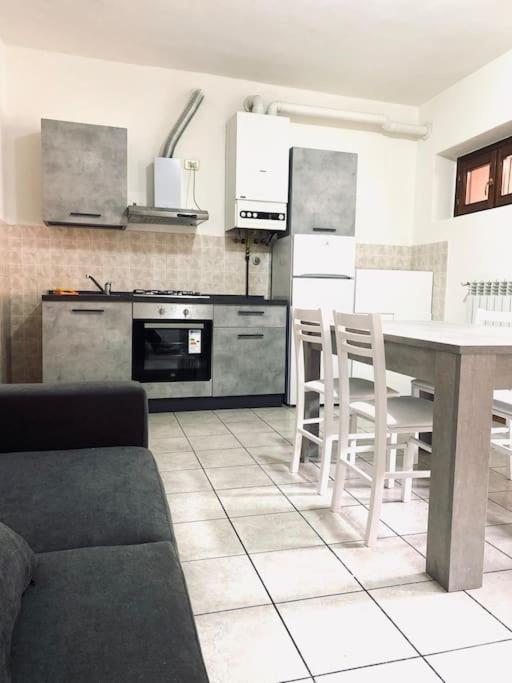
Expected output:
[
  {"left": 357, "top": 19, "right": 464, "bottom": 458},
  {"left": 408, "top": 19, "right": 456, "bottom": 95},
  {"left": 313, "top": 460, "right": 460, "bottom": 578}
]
[
  {"left": 290, "top": 307, "right": 398, "bottom": 496},
  {"left": 331, "top": 311, "right": 433, "bottom": 546},
  {"left": 411, "top": 307, "right": 512, "bottom": 478}
]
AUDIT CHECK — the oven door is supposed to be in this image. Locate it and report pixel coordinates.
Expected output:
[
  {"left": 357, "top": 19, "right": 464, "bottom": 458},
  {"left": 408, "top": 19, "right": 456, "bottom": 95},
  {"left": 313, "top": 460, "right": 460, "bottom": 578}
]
[{"left": 132, "top": 319, "right": 212, "bottom": 382}]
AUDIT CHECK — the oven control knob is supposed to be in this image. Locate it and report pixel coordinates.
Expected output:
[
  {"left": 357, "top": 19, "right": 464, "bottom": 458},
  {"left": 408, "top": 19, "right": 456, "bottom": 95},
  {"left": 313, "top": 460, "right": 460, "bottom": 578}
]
[
  {"left": 158, "top": 306, "right": 166, "bottom": 315},
  {"left": 183, "top": 308, "right": 190, "bottom": 317}
]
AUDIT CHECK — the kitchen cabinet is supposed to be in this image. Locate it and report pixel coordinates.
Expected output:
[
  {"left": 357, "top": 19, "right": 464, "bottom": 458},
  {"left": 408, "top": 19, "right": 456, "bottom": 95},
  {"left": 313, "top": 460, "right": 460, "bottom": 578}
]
[
  {"left": 43, "top": 301, "right": 132, "bottom": 382},
  {"left": 214, "top": 304, "right": 286, "bottom": 328},
  {"left": 42, "top": 119, "right": 127, "bottom": 229},
  {"left": 287, "top": 147, "right": 357, "bottom": 236},
  {"left": 212, "top": 326, "right": 286, "bottom": 397}
]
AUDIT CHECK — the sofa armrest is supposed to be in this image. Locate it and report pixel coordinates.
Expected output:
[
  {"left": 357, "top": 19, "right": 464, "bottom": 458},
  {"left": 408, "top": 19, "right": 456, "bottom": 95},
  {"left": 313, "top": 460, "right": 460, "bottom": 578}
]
[{"left": 0, "top": 382, "right": 148, "bottom": 453}]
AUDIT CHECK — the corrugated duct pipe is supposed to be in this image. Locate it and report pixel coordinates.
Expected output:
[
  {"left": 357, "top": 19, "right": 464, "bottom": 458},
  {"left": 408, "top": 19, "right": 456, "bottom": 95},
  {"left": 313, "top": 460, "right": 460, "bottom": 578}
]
[
  {"left": 245, "top": 95, "right": 429, "bottom": 139},
  {"left": 162, "top": 88, "right": 205, "bottom": 158}
]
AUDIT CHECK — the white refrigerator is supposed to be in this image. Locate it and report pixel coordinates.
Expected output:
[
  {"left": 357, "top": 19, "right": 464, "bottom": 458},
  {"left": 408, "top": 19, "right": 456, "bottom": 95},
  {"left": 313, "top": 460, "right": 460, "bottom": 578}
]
[{"left": 271, "top": 234, "right": 356, "bottom": 404}]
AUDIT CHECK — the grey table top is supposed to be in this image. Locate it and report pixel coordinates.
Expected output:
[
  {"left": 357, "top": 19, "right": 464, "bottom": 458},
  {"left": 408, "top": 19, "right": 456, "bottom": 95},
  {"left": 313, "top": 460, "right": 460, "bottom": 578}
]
[{"left": 378, "top": 320, "right": 512, "bottom": 355}]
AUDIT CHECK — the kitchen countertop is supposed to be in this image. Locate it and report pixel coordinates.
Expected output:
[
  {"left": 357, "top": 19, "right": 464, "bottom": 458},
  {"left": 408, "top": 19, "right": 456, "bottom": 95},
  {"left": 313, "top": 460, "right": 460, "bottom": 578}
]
[{"left": 42, "top": 292, "right": 288, "bottom": 306}]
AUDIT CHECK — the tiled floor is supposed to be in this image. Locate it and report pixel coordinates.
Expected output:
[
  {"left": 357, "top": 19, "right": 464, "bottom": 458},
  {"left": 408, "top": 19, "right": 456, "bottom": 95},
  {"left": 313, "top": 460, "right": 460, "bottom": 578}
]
[{"left": 150, "top": 406, "right": 512, "bottom": 682}]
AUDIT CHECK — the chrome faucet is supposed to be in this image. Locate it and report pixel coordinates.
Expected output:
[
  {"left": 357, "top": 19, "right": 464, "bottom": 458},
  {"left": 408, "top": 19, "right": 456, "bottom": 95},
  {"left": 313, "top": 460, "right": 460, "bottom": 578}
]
[{"left": 86, "top": 274, "right": 112, "bottom": 296}]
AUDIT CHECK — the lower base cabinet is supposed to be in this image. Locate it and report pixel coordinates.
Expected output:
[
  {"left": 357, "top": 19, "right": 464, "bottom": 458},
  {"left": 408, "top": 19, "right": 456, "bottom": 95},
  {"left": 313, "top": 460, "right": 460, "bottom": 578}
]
[{"left": 212, "top": 327, "right": 285, "bottom": 396}]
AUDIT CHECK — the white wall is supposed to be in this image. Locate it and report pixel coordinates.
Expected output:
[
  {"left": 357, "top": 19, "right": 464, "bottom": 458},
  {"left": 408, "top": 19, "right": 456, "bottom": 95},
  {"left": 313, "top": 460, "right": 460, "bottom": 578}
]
[
  {"left": 2, "top": 45, "right": 419, "bottom": 242},
  {"left": 414, "top": 49, "right": 512, "bottom": 321},
  {"left": 0, "top": 38, "right": 6, "bottom": 222}
]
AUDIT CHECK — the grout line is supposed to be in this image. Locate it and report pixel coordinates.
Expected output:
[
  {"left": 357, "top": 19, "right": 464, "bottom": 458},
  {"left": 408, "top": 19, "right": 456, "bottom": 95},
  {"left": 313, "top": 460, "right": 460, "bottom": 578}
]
[
  {"left": 422, "top": 635, "right": 512, "bottom": 659},
  {"left": 463, "top": 590, "right": 512, "bottom": 634}
]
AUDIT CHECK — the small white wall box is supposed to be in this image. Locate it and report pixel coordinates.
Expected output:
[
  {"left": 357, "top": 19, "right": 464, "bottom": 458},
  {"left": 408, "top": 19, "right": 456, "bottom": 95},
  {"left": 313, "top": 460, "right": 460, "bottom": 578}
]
[
  {"left": 225, "top": 111, "right": 290, "bottom": 231},
  {"left": 154, "top": 157, "right": 183, "bottom": 208}
]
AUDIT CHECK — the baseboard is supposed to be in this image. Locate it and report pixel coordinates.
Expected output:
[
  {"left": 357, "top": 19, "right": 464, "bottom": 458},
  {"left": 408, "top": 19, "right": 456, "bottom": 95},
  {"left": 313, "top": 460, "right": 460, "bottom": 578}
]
[{"left": 149, "top": 394, "right": 285, "bottom": 413}]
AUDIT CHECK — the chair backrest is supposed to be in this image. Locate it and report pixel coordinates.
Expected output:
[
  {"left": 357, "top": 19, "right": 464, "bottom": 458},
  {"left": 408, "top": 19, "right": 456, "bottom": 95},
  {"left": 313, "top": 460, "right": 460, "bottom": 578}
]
[
  {"left": 333, "top": 311, "right": 388, "bottom": 434},
  {"left": 474, "top": 308, "right": 512, "bottom": 327},
  {"left": 292, "top": 307, "right": 333, "bottom": 398}
]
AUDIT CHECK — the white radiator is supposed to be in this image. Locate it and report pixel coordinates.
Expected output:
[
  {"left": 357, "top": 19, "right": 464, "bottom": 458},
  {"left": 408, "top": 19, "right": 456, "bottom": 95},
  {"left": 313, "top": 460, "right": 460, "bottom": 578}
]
[{"left": 464, "top": 280, "right": 512, "bottom": 323}]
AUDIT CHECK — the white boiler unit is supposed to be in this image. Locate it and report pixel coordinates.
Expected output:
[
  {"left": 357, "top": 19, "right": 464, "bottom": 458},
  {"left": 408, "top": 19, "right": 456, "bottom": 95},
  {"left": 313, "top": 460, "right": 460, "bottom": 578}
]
[{"left": 225, "top": 112, "right": 290, "bottom": 232}]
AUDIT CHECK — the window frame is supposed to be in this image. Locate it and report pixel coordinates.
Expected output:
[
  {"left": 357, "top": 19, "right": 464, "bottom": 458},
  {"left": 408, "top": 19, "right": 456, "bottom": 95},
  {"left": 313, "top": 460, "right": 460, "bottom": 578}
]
[{"left": 454, "top": 135, "right": 512, "bottom": 217}]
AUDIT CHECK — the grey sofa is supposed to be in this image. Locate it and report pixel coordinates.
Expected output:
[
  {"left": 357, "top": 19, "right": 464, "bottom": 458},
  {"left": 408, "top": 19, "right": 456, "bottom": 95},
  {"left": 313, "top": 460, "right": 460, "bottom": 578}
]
[{"left": 0, "top": 382, "right": 209, "bottom": 683}]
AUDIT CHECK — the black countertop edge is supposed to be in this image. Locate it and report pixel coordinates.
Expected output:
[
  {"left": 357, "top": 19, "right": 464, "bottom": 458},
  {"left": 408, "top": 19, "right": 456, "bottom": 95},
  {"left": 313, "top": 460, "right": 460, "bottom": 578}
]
[{"left": 42, "top": 293, "right": 289, "bottom": 306}]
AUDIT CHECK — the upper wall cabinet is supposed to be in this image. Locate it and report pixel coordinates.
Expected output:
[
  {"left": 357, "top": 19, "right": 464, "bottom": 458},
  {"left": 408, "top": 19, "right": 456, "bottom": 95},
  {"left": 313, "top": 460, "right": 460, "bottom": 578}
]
[
  {"left": 42, "top": 119, "right": 127, "bottom": 229},
  {"left": 287, "top": 147, "right": 357, "bottom": 236}
]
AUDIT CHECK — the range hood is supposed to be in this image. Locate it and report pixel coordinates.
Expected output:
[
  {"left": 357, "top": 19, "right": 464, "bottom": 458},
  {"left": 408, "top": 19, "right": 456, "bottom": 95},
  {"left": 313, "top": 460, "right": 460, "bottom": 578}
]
[
  {"left": 129, "top": 89, "right": 209, "bottom": 228},
  {"left": 127, "top": 204, "right": 208, "bottom": 226}
]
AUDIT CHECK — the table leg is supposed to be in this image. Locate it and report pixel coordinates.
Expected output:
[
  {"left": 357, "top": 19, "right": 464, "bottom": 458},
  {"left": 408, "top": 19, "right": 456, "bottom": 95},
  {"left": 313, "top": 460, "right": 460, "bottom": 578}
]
[
  {"left": 426, "top": 351, "right": 495, "bottom": 591},
  {"left": 301, "top": 343, "right": 321, "bottom": 461}
]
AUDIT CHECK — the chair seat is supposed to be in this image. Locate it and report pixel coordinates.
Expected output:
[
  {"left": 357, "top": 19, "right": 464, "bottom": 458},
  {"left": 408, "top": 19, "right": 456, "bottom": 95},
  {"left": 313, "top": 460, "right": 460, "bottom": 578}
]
[
  {"left": 411, "top": 378, "right": 434, "bottom": 395},
  {"left": 493, "top": 390, "right": 512, "bottom": 416},
  {"left": 304, "top": 377, "right": 399, "bottom": 401},
  {"left": 350, "top": 396, "right": 434, "bottom": 430}
]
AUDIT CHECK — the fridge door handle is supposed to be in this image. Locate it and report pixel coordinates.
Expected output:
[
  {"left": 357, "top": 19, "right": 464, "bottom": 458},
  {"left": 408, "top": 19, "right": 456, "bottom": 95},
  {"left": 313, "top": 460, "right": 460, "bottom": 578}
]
[{"left": 294, "top": 274, "right": 354, "bottom": 279}]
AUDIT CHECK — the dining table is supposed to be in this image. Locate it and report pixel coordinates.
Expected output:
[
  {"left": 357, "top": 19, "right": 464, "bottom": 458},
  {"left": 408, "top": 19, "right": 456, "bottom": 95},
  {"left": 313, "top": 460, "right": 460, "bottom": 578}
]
[{"left": 301, "top": 319, "right": 512, "bottom": 592}]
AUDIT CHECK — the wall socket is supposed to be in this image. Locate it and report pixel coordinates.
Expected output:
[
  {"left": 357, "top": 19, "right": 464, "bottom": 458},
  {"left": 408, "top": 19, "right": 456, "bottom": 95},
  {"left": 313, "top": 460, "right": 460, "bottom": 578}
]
[{"left": 184, "top": 159, "right": 200, "bottom": 171}]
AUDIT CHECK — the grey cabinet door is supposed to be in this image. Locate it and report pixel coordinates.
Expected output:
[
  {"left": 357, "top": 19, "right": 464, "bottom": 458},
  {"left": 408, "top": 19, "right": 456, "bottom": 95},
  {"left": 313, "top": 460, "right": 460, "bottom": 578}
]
[
  {"left": 213, "top": 327, "right": 286, "bottom": 396},
  {"left": 43, "top": 302, "right": 132, "bottom": 382},
  {"left": 288, "top": 147, "right": 357, "bottom": 236},
  {"left": 42, "top": 119, "right": 127, "bottom": 228},
  {"left": 214, "top": 304, "right": 286, "bottom": 328}
]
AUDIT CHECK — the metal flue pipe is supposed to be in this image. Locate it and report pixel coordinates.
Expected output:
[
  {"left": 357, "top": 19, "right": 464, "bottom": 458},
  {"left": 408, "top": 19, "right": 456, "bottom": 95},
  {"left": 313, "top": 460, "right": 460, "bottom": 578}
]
[
  {"left": 243, "top": 95, "right": 265, "bottom": 114},
  {"left": 162, "top": 89, "right": 205, "bottom": 158}
]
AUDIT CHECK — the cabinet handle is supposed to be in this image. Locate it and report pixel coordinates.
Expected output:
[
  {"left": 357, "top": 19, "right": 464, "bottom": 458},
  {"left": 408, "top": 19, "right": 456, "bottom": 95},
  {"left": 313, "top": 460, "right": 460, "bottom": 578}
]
[
  {"left": 312, "top": 227, "right": 337, "bottom": 233},
  {"left": 71, "top": 308, "right": 105, "bottom": 314},
  {"left": 69, "top": 212, "right": 102, "bottom": 218},
  {"left": 238, "top": 310, "right": 264, "bottom": 316},
  {"left": 237, "top": 333, "right": 264, "bottom": 339}
]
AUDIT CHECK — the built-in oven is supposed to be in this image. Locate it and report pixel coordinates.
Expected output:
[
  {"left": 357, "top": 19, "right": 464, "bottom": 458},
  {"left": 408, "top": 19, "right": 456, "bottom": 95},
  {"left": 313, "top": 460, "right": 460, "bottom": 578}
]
[{"left": 132, "top": 302, "right": 213, "bottom": 383}]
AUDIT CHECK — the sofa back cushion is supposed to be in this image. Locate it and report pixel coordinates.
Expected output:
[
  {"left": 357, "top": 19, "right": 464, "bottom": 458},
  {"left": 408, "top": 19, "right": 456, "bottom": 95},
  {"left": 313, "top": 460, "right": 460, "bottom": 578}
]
[{"left": 0, "top": 522, "right": 36, "bottom": 681}]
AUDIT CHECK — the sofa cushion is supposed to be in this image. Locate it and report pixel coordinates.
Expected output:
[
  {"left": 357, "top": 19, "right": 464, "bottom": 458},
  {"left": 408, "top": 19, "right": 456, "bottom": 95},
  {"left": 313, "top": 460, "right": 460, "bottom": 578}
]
[
  {"left": 10, "top": 542, "right": 208, "bottom": 683},
  {"left": 0, "top": 447, "right": 173, "bottom": 553},
  {"left": 0, "top": 523, "right": 36, "bottom": 682}
]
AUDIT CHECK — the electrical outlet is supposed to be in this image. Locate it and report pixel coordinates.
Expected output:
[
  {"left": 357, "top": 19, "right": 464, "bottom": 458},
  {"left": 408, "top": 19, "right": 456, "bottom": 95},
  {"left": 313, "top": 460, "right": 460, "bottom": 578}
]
[{"left": 184, "top": 159, "right": 200, "bottom": 171}]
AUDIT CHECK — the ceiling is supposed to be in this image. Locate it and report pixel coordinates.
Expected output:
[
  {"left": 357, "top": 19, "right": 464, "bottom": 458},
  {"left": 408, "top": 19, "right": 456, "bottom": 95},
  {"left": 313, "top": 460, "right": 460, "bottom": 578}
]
[{"left": 1, "top": 0, "right": 512, "bottom": 105}]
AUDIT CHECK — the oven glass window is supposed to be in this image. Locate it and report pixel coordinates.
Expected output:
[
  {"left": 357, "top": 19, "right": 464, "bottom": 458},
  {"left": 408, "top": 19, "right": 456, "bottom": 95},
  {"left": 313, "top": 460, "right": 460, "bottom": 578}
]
[{"left": 133, "top": 320, "right": 212, "bottom": 382}]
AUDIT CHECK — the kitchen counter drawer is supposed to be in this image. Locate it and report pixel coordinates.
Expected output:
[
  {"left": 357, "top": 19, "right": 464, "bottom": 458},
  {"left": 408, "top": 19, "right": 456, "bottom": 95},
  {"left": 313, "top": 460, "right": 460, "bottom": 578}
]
[
  {"left": 43, "top": 301, "right": 132, "bottom": 382},
  {"left": 212, "top": 327, "right": 285, "bottom": 396},
  {"left": 214, "top": 304, "right": 286, "bottom": 328}
]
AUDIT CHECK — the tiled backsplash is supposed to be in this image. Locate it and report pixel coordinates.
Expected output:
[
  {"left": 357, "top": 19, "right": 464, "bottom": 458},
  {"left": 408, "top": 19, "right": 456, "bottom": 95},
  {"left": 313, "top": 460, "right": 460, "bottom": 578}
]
[{"left": 0, "top": 223, "right": 447, "bottom": 383}]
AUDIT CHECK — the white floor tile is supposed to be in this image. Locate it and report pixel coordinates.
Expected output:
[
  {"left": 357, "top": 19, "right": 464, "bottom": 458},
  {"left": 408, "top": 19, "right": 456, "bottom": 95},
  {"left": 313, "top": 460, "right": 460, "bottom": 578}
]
[
  {"left": 251, "top": 546, "right": 360, "bottom": 602},
  {"left": 214, "top": 408, "right": 261, "bottom": 423},
  {"left": 485, "top": 524, "right": 512, "bottom": 556},
  {"left": 148, "top": 422, "right": 184, "bottom": 438},
  {"left": 188, "top": 433, "right": 242, "bottom": 451},
  {"left": 377, "top": 499, "right": 429, "bottom": 535},
  {"left": 177, "top": 412, "right": 222, "bottom": 425},
  {"left": 153, "top": 451, "right": 200, "bottom": 471},
  {"left": 345, "top": 478, "right": 419, "bottom": 505},
  {"left": 488, "top": 490, "right": 512, "bottom": 512},
  {"left": 206, "top": 464, "right": 272, "bottom": 490},
  {"left": 182, "top": 555, "right": 270, "bottom": 614},
  {"left": 195, "top": 448, "right": 255, "bottom": 468},
  {"left": 217, "top": 485, "right": 294, "bottom": 517},
  {"left": 487, "top": 469, "right": 512, "bottom": 493},
  {"left": 468, "top": 569, "right": 512, "bottom": 629},
  {"left": 149, "top": 436, "right": 192, "bottom": 454},
  {"left": 316, "top": 657, "right": 439, "bottom": 681},
  {"left": 174, "top": 519, "right": 244, "bottom": 561},
  {"left": 370, "top": 581, "right": 509, "bottom": 655},
  {"left": 181, "top": 422, "right": 231, "bottom": 437},
  {"left": 487, "top": 500, "right": 512, "bottom": 526},
  {"left": 302, "top": 507, "right": 395, "bottom": 544},
  {"left": 196, "top": 605, "right": 308, "bottom": 683},
  {"left": 160, "top": 468, "right": 212, "bottom": 494},
  {"left": 237, "top": 432, "right": 292, "bottom": 448},
  {"left": 227, "top": 421, "right": 275, "bottom": 435},
  {"left": 427, "top": 640, "right": 512, "bottom": 682},
  {"left": 278, "top": 592, "right": 415, "bottom": 675},
  {"left": 332, "top": 536, "right": 428, "bottom": 589},
  {"left": 233, "top": 511, "right": 323, "bottom": 553},
  {"left": 403, "top": 532, "right": 512, "bottom": 573},
  {"left": 261, "top": 462, "right": 317, "bottom": 485},
  {"left": 280, "top": 481, "right": 358, "bottom": 511},
  {"left": 249, "top": 444, "right": 294, "bottom": 466},
  {"left": 166, "top": 491, "right": 226, "bottom": 523}
]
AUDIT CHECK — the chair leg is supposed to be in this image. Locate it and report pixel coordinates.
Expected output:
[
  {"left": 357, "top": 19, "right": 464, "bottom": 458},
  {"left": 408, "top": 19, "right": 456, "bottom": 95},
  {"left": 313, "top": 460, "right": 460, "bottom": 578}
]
[
  {"left": 365, "top": 452, "right": 386, "bottom": 548},
  {"left": 349, "top": 412, "right": 357, "bottom": 464},
  {"left": 291, "top": 388, "right": 305, "bottom": 474},
  {"left": 331, "top": 451, "right": 347, "bottom": 510},
  {"left": 386, "top": 432, "right": 397, "bottom": 488},
  {"left": 318, "top": 434, "right": 335, "bottom": 496},
  {"left": 401, "top": 439, "right": 415, "bottom": 503}
]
